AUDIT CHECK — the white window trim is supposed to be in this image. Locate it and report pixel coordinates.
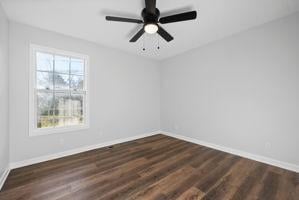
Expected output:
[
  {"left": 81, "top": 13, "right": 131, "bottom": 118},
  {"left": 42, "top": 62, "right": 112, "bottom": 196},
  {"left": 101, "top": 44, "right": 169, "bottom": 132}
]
[{"left": 29, "top": 44, "right": 90, "bottom": 136}]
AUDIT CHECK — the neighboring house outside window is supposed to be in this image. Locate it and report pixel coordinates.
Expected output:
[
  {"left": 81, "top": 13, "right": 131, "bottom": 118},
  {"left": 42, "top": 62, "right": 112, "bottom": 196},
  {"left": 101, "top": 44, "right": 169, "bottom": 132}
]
[{"left": 29, "top": 44, "right": 89, "bottom": 136}]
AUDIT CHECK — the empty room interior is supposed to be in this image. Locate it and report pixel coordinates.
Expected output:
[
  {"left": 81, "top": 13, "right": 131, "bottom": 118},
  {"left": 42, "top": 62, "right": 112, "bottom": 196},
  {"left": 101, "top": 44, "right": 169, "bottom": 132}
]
[{"left": 0, "top": 0, "right": 299, "bottom": 199}]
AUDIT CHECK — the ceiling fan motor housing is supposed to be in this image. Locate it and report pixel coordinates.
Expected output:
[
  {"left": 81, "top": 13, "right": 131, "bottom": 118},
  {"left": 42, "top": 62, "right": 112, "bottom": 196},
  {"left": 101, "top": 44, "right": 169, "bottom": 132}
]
[{"left": 142, "top": 8, "right": 160, "bottom": 24}]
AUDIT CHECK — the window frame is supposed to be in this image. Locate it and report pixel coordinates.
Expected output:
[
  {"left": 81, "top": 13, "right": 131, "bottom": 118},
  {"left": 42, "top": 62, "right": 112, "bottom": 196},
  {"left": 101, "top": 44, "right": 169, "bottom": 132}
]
[{"left": 29, "top": 44, "right": 90, "bottom": 136}]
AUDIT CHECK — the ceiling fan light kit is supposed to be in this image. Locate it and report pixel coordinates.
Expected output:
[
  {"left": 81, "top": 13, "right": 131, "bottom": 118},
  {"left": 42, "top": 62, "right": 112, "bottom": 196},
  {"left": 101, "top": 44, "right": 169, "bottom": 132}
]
[
  {"left": 105, "top": 0, "right": 197, "bottom": 43},
  {"left": 144, "top": 24, "right": 158, "bottom": 34}
]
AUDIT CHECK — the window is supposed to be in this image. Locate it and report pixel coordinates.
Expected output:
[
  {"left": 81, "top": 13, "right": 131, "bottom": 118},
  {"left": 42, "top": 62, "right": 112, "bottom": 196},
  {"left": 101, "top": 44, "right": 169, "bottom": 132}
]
[{"left": 29, "top": 44, "right": 89, "bottom": 136}]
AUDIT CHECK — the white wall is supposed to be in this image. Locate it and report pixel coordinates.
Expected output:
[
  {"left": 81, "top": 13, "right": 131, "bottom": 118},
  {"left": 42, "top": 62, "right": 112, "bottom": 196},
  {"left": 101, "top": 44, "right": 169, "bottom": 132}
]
[
  {"left": 161, "top": 12, "right": 299, "bottom": 166},
  {"left": 9, "top": 22, "right": 160, "bottom": 163},
  {"left": 0, "top": 4, "right": 9, "bottom": 177}
]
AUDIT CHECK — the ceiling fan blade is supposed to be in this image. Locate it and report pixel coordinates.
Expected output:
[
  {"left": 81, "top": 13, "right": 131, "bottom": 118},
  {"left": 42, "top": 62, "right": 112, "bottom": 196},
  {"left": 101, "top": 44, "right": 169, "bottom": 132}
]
[
  {"left": 106, "top": 16, "right": 143, "bottom": 24},
  {"left": 145, "top": 0, "right": 156, "bottom": 14},
  {"left": 157, "top": 25, "right": 173, "bottom": 42},
  {"left": 159, "top": 11, "right": 197, "bottom": 24},
  {"left": 130, "top": 28, "right": 145, "bottom": 42}
]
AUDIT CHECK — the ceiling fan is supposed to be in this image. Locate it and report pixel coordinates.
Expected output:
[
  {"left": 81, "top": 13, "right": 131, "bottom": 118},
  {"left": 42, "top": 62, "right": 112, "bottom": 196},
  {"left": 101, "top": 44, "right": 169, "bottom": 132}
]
[{"left": 105, "top": 0, "right": 197, "bottom": 42}]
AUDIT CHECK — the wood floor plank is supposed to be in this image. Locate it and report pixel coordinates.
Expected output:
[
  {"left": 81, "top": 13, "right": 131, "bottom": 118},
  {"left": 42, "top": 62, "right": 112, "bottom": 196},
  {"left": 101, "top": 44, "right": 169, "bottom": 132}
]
[
  {"left": 230, "top": 164, "right": 268, "bottom": 200},
  {"left": 129, "top": 166, "right": 195, "bottom": 200},
  {"left": 0, "top": 134, "right": 297, "bottom": 200},
  {"left": 257, "top": 171, "right": 280, "bottom": 200},
  {"left": 195, "top": 155, "right": 241, "bottom": 192},
  {"left": 177, "top": 187, "right": 205, "bottom": 200}
]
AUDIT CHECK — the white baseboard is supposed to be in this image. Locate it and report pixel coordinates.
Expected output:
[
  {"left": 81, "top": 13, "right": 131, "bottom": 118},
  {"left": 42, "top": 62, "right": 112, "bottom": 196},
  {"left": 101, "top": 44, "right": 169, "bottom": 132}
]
[
  {"left": 162, "top": 131, "right": 299, "bottom": 173},
  {"left": 8, "top": 130, "right": 299, "bottom": 173},
  {"left": 10, "top": 130, "right": 161, "bottom": 169},
  {"left": 0, "top": 168, "right": 10, "bottom": 191}
]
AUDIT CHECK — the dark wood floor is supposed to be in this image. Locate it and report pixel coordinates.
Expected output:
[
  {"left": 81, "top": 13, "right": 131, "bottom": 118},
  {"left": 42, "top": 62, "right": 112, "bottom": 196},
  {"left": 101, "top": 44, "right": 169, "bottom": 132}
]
[{"left": 0, "top": 134, "right": 298, "bottom": 200}]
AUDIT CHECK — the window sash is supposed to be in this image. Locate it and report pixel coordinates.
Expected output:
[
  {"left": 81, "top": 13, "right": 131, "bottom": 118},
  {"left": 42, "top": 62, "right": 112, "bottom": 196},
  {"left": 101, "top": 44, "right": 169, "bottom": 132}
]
[{"left": 35, "top": 88, "right": 86, "bottom": 129}]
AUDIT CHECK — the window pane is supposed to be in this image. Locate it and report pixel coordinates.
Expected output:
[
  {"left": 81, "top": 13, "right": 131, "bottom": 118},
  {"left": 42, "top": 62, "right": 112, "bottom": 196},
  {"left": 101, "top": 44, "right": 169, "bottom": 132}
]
[
  {"left": 54, "top": 92, "right": 71, "bottom": 127},
  {"left": 54, "top": 73, "right": 69, "bottom": 89},
  {"left": 71, "top": 58, "right": 84, "bottom": 75},
  {"left": 64, "top": 117, "right": 82, "bottom": 126},
  {"left": 37, "top": 91, "right": 54, "bottom": 116},
  {"left": 65, "top": 93, "right": 84, "bottom": 125},
  {"left": 71, "top": 93, "right": 83, "bottom": 116},
  {"left": 37, "top": 92, "right": 54, "bottom": 128},
  {"left": 37, "top": 117, "right": 54, "bottom": 129},
  {"left": 70, "top": 75, "right": 84, "bottom": 90},
  {"left": 37, "top": 72, "right": 53, "bottom": 90},
  {"left": 55, "top": 55, "right": 70, "bottom": 74},
  {"left": 37, "top": 52, "right": 53, "bottom": 71}
]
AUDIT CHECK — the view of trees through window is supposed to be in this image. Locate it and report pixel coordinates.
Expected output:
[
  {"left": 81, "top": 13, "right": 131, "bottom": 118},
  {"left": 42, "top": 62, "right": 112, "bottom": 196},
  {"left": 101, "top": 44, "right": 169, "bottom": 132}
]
[{"left": 35, "top": 52, "right": 86, "bottom": 129}]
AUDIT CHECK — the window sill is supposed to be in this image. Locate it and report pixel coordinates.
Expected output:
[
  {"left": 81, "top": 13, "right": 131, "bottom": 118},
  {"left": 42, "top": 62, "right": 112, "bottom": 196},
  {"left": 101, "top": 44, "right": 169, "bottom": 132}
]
[{"left": 29, "top": 125, "right": 89, "bottom": 137}]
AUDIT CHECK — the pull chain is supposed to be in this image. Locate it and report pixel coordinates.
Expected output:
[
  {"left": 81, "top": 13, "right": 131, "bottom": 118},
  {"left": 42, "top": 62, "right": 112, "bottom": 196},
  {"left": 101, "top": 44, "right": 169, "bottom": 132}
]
[
  {"left": 142, "top": 34, "right": 146, "bottom": 51},
  {"left": 157, "top": 34, "right": 160, "bottom": 50}
]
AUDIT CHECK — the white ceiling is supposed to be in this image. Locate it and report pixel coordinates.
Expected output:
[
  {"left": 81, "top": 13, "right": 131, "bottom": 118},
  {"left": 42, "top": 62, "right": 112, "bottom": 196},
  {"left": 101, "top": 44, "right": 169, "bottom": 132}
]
[{"left": 1, "top": 0, "right": 299, "bottom": 60}]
